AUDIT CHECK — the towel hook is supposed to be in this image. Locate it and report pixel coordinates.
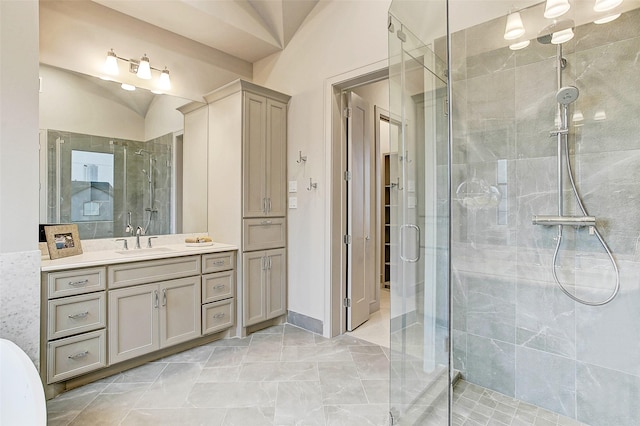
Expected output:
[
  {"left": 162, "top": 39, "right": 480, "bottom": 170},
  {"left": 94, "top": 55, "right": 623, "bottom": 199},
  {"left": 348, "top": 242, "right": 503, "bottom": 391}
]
[
  {"left": 307, "top": 177, "right": 318, "bottom": 191},
  {"left": 296, "top": 150, "right": 307, "bottom": 163}
]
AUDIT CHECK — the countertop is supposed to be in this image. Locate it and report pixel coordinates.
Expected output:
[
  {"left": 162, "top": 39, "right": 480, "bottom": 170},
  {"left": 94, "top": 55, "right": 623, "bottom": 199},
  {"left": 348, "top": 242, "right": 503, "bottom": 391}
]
[{"left": 40, "top": 242, "right": 237, "bottom": 272}]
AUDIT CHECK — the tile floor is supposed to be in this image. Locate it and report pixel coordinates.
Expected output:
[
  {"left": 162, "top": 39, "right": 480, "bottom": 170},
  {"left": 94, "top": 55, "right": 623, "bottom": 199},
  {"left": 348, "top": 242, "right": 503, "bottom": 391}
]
[{"left": 46, "top": 307, "right": 587, "bottom": 426}]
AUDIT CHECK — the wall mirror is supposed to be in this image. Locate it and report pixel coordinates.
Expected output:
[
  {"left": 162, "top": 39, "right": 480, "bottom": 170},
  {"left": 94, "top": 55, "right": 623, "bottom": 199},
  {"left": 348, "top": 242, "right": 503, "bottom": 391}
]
[{"left": 39, "top": 64, "right": 207, "bottom": 240}]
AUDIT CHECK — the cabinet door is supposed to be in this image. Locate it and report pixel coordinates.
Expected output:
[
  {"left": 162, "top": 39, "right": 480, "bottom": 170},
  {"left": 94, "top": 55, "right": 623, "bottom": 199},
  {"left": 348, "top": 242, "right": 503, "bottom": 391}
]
[
  {"left": 109, "top": 283, "right": 159, "bottom": 364},
  {"left": 243, "top": 92, "right": 268, "bottom": 217},
  {"left": 265, "top": 99, "right": 287, "bottom": 217},
  {"left": 243, "top": 251, "right": 267, "bottom": 326},
  {"left": 160, "top": 276, "right": 201, "bottom": 348},
  {"left": 266, "top": 248, "right": 287, "bottom": 320}
]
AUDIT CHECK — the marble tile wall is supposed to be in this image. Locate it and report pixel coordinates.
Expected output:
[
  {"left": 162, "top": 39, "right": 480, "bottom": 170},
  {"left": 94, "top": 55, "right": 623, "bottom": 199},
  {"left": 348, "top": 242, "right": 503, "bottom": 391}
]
[{"left": 451, "top": 6, "right": 640, "bottom": 426}]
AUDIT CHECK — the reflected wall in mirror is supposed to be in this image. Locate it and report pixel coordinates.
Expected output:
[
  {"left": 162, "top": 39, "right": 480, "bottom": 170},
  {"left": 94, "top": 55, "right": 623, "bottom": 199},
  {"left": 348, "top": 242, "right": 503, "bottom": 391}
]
[{"left": 39, "top": 64, "right": 207, "bottom": 240}]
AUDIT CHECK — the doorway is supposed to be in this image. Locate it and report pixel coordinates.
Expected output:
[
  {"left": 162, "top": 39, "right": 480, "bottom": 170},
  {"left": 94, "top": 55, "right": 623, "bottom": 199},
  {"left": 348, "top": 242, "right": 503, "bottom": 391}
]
[{"left": 329, "top": 70, "right": 392, "bottom": 340}]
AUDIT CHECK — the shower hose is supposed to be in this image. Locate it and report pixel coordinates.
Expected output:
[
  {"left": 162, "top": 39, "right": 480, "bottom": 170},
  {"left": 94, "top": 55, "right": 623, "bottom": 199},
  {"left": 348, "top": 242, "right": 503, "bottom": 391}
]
[{"left": 551, "top": 137, "right": 620, "bottom": 306}]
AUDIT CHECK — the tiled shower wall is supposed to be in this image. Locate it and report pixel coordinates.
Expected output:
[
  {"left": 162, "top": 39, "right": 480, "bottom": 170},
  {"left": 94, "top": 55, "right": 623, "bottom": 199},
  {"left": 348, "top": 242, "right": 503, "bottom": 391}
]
[
  {"left": 46, "top": 130, "right": 173, "bottom": 240},
  {"left": 450, "top": 6, "right": 640, "bottom": 426}
]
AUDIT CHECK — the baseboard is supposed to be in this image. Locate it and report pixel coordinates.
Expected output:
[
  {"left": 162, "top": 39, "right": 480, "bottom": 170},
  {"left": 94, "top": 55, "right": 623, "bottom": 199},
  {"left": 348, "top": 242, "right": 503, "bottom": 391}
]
[{"left": 287, "top": 310, "right": 323, "bottom": 334}]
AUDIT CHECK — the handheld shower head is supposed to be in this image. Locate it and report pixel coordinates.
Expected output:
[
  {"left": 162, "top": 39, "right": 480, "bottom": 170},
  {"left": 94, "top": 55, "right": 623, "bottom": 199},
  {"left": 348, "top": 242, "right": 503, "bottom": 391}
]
[{"left": 557, "top": 86, "right": 579, "bottom": 105}]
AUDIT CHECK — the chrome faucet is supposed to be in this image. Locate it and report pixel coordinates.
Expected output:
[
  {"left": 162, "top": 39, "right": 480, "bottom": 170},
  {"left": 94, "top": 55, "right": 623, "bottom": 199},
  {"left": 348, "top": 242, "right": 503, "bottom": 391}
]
[
  {"left": 135, "top": 226, "right": 144, "bottom": 249},
  {"left": 125, "top": 211, "right": 133, "bottom": 234}
]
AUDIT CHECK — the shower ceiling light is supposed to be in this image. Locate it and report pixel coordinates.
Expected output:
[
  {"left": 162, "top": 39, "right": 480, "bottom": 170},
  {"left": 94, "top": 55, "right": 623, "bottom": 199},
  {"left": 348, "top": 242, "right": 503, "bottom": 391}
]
[
  {"left": 594, "top": 0, "right": 623, "bottom": 12},
  {"left": 544, "top": 0, "right": 571, "bottom": 18},
  {"left": 509, "top": 40, "right": 530, "bottom": 50},
  {"left": 551, "top": 28, "right": 575, "bottom": 44},
  {"left": 504, "top": 11, "right": 526, "bottom": 40},
  {"left": 594, "top": 110, "right": 607, "bottom": 120},
  {"left": 594, "top": 13, "right": 621, "bottom": 23},
  {"left": 103, "top": 49, "right": 171, "bottom": 91}
]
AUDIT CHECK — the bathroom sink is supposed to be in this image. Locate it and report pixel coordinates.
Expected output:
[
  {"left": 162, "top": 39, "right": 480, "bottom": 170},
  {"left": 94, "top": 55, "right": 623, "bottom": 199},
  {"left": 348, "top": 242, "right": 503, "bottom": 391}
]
[{"left": 115, "top": 247, "right": 175, "bottom": 256}]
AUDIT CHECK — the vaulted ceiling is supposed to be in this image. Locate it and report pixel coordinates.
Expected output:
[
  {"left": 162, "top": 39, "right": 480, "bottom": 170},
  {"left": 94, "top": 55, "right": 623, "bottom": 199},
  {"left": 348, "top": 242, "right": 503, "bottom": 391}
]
[{"left": 92, "top": 0, "right": 320, "bottom": 63}]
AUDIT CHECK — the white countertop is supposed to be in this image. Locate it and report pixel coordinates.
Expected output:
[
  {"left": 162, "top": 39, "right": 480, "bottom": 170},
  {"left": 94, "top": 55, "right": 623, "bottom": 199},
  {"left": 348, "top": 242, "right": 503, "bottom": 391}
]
[{"left": 41, "top": 242, "right": 237, "bottom": 272}]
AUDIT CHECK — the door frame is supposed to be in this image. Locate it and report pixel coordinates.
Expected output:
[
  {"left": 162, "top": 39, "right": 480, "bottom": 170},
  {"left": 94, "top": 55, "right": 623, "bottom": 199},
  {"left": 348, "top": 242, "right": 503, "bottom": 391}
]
[{"left": 324, "top": 60, "right": 388, "bottom": 337}]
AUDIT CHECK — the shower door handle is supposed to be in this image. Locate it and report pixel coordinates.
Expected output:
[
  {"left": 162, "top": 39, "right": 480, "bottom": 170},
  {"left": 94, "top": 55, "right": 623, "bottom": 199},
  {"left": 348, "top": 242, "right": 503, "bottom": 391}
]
[{"left": 399, "top": 224, "right": 420, "bottom": 263}]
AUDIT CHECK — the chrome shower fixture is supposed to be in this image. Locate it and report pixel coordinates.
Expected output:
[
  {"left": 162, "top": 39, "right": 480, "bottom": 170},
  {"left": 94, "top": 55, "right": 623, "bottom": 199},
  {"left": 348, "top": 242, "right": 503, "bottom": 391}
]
[{"left": 556, "top": 86, "right": 579, "bottom": 105}]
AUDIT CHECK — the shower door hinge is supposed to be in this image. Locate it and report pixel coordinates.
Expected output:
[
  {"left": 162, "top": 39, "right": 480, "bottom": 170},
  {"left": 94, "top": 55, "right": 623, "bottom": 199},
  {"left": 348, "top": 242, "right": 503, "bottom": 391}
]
[
  {"left": 397, "top": 30, "right": 406, "bottom": 42},
  {"left": 388, "top": 16, "right": 395, "bottom": 33},
  {"left": 344, "top": 107, "right": 352, "bottom": 118},
  {"left": 344, "top": 170, "right": 352, "bottom": 181},
  {"left": 444, "top": 98, "right": 449, "bottom": 116},
  {"left": 389, "top": 411, "right": 396, "bottom": 425},
  {"left": 343, "top": 298, "right": 352, "bottom": 308},
  {"left": 343, "top": 234, "right": 352, "bottom": 245}
]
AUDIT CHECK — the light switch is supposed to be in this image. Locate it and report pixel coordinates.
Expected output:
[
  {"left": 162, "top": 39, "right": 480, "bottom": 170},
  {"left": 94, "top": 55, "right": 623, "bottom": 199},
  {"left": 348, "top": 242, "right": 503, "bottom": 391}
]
[
  {"left": 289, "top": 197, "right": 298, "bottom": 209},
  {"left": 289, "top": 180, "right": 298, "bottom": 193}
]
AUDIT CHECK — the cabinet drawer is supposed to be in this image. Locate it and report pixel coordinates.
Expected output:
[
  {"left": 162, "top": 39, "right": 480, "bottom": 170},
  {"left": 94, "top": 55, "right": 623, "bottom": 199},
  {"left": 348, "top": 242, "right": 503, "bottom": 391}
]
[
  {"left": 109, "top": 256, "right": 201, "bottom": 289},
  {"left": 202, "top": 270, "right": 235, "bottom": 303},
  {"left": 243, "top": 218, "right": 286, "bottom": 251},
  {"left": 48, "top": 292, "right": 106, "bottom": 340},
  {"left": 47, "top": 267, "right": 106, "bottom": 299},
  {"left": 202, "top": 251, "right": 235, "bottom": 274},
  {"left": 202, "top": 299, "right": 235, "bottom": 335},
  {"left": 47, "top": 329, "right": 107, "bottom": 384}
]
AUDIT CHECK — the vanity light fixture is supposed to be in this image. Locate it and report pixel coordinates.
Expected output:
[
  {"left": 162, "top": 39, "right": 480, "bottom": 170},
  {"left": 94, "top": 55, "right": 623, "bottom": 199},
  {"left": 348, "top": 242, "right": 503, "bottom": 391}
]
[
  {"left": 594, "top": 13, "right": 621, "bottom": 23},
  {"left": 136, "top": 54, "right": 152, "bottom": 80},
  {"left": 159, "top": 68, "right": 171, "bottom": 91},
  {"left": 594, "top": 0, "right": 623, "bottom": 12},
  {"left": 551, "top": 27, "right": 575, "bottom": 44},
  {"left": 544, "top": 0, "right": 571, "bottom": 18},
  {"left": 504, "top": 11, "right": 526, "bottom": 40},
  {"left": 104, "top": 49, "right": 171, "bottom": 90}
]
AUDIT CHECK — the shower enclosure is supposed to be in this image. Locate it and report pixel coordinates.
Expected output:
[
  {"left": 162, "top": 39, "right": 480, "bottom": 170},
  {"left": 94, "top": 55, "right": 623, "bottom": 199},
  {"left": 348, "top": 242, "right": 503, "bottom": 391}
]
[
  {"left": 389, "top": 0, "right": 640, "bottom": 425},
  {"left": 44, "top": 130, "right": 175, "bottom": 240}
]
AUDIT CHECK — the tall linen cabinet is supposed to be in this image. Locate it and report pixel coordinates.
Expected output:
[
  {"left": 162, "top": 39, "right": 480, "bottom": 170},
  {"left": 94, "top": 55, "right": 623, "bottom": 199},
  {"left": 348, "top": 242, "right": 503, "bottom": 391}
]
[{"left": 203, "top": 80, "right": 290, "bottom": 333}]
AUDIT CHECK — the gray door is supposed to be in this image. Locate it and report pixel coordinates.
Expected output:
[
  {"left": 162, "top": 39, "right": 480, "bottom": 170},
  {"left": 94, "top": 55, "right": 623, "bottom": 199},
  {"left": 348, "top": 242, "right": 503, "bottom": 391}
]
[{"left": 346, "top": 91, "right": 374, "bottom": 331}]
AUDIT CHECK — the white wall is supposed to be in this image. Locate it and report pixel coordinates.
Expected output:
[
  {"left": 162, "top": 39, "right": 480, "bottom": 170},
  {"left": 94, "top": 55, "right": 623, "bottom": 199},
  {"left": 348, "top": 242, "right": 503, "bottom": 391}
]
[
  {"left": 0, "top": 0, "right": 42, "bottom": 364},
  {"left": 253, "top": 0, "right": 391, "bottom": 332},
  {"left": 145, "top": 95, "right": 189, "bottom": 141}
]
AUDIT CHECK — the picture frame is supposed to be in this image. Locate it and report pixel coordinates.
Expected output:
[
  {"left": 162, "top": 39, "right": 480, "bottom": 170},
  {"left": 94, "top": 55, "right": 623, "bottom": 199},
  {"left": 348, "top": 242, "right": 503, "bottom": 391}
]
[{"left": 44, "top": 224, "right": 83, "bottom": 260}]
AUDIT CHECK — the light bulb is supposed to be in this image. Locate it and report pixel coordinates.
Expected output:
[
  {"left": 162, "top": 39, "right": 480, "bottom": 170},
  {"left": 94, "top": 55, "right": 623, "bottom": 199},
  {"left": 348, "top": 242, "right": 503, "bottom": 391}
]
[
  {"left": 551, "top": 28, "right": 574, "bottom": 44},
  {"left": 509, "top": 40, "right": 530, "bottom": 50},
  {"left": 544, "top": 0, "right": 571, "bottom": 19},
  {"left": 594, "top": 0, "right": 623, "bottom": 12},
  {"left": 159, "top": 68, "right": 171, "bottom": 91},
  {"left": 594, "top": 110, "right": 607, "bottom": 121},
  {"left": 594, "top": 13, "right": 621, "bottom": 23},
  {"left": 137, "top": 54, "right": 152, "bottom": 80},
  {"left": 504, "top": 12, "right": 526, "bottom": 40},
  {"left": 121, "top": 83, "right": 136, "bottom": 91},
  {"left": 104, "top": 49, "right": 119, "bottom": 75}
]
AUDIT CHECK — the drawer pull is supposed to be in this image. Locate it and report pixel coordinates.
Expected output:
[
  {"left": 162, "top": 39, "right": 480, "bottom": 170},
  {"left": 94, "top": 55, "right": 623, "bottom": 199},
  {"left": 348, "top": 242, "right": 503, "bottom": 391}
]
[
  {"left": 68, "top": 311, "right": 89, "bottom": 320},
  {"left": 213, "top": 284, "right": 226, "bottom": 290},
  {"left": 212, "top": 313, "right": 226, "bottom": 319},
  {"left": 261, "top": 220, "right": 273, "bottom": 225},
  {"left": 68, "top": 279, "right": 89, "bottom": 287},
  {"left": 68, "top": 350, "right": 89, "bottom": 360},
  {"left": 212, "top": 260, "right": 225, "bottom": 266}
]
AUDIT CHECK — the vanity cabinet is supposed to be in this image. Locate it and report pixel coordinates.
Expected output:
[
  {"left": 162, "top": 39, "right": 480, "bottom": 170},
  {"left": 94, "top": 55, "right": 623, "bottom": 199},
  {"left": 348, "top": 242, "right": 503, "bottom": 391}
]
[
  {"left": 243, "top": 248, "right": 286, "bottom": 326},
  {"left": 108, "top": 276, "right": 201, "bottom": 364},
  {"left": 243, "top": 92, "right": 288, "bottom": 218},
  {"left": 203, "top": 80, "right": 290, "bottom": 331},
  {"left": 41, "top": 248, "right": 237, "bottom": 388},
  {"left": 43, "top": 267, "right": 108, "bottom": 384}
]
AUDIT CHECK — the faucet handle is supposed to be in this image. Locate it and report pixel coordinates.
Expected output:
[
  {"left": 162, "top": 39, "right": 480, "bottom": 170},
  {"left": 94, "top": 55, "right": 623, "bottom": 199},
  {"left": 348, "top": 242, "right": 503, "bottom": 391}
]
[
  {"left": 136, "top": 226, "right": 145, "bottom": 236},
  {"left": 115, "top": 238, "right": 128, "bottom": 250},
  {"left": 147, "top": 236, "right": 158, "bottom": 248}
]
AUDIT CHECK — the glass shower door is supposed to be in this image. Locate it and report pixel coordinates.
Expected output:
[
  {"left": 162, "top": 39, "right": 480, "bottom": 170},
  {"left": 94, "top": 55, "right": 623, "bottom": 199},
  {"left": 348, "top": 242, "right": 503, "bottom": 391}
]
[{"left": 388, "top": 12, "right": 450, "bottom": 425}]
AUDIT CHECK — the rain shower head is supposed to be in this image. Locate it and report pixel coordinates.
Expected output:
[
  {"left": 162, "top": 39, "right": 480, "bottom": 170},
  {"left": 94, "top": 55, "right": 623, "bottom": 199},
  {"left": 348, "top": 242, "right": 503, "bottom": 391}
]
[{"left": 557, "top": 86, "right": 579, "bottom": 105}]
